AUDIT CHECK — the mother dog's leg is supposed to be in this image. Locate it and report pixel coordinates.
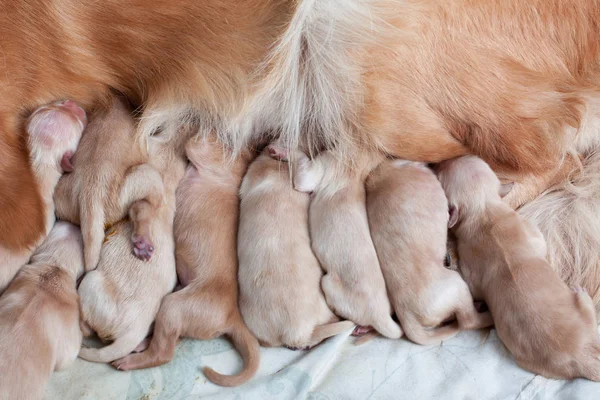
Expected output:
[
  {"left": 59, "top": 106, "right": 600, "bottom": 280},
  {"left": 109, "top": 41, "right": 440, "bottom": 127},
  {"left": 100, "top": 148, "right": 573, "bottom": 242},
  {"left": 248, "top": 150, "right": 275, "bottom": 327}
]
[{"left": 0, "top": 115, "right": 46, "bottom": 251}]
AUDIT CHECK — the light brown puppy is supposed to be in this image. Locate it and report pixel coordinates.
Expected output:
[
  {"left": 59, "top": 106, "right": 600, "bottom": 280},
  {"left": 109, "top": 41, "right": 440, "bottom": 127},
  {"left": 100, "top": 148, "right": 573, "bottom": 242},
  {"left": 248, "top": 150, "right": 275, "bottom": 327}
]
[
  {"left": 238, "top": 147, "right": 353, "bottom": 349},
  {"left": 0, "top": 101, "right": 84, "bottom": 294},
  {"left": 112, "top": 137, "right": 260, "bottom": 387},
  {"left": 54, "top": 95, "right": 165, "bottom": 271},
  {"left": 437, "top": 155, "right": 600, "bottom": 381},
  {"left": 366, "top": 159, "right": 492, "bottom": 345},
  {"left": 282, "top": 148, "right": 402, "bottom": 339},
  {"left": 0, "top": 222, "right": 85, "bottom": 400},
  {"left": 77, "top": 123, "right": 191, "bottom": 363}
]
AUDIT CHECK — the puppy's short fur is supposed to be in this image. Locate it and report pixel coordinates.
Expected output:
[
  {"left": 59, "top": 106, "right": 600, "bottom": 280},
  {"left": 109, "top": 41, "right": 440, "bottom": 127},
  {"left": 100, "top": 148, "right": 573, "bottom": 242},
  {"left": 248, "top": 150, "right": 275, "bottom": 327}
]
[
  {"left": 0, "top": 222, "right": 85, "bottom": 400},
  {"left": 77, "top": 124, "right": 191, "bottom": 363},
  {"left": 54, "top": 96, "right": 166, "bottom": 271},
  {"left": 0, "top": 101, "right": 84, "bottom": 293},
  {"left": 112, "top": 137, "right": 260, "bottom": 387},
  {"left": 238, "top": 148, "right": 353, "bottom": 349},
  {"left": 284, "top": 148, "right": 402, "bottom": 339},
  {"left": 438, "top": 156, "right": 600, "bottom": 381},
  {"left": 366, "top": 160, "right": 492, "bottom": 345}
]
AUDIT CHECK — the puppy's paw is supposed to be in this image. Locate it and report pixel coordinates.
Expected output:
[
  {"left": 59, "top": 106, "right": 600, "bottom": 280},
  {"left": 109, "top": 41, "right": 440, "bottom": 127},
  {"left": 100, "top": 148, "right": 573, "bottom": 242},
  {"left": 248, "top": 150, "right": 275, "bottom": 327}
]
[
  {"left": 112, "top": 356, "right": 135, "bottom": 371},
  {"left": 267, "top": 145, "right": 288, "bottom": 161},
  {"left": 132, "top": 235, "right": 154, "bottom": 261},
  {"left": 352, "top": 325, "right": 373, "bottom": 337}
]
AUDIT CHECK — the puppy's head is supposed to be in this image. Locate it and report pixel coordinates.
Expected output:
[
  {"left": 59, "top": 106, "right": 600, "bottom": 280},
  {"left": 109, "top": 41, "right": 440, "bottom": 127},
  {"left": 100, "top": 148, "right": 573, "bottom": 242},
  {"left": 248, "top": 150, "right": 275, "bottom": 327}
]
[
  {"left": 26, "top": 100, "right": 86, "bottom": 174},
  {"left": 436, "top": 156, "right": 501, "bottom": 227}
]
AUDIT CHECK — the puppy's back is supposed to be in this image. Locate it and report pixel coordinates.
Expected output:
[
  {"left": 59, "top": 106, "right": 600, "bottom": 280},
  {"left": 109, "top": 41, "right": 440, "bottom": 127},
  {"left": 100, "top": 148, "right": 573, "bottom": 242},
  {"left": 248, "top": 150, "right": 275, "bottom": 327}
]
[
  {"left": 0, "top": 264, "right": 80, "bottom": 400},
  {"left": 238, "top": 153, "right": 332, "bottom": 346}
]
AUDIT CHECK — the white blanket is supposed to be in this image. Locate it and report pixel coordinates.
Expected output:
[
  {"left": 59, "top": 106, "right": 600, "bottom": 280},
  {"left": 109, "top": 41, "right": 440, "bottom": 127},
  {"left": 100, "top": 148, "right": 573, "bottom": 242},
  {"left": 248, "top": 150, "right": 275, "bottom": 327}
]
[{"left": 45, "top": 328, "right": 600, "bottom": 399}]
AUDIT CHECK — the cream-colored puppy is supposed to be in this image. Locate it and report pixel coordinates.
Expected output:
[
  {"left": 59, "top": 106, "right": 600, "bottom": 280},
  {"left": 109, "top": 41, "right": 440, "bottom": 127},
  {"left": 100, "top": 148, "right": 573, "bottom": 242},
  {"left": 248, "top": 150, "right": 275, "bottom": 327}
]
[
  {"left": 54, "top": 96, "right": 165, "bottom": 271},
  {"left": 277, "top": 147, "right": 402, "bottom": 339},
  {"left": 112, "top": 137, "right": 260, "bottom": 387},
  {"left": 438, "top": 155, "right": 600, "bottom": 381},
  {"left": 366, "top": 160, "right": 492, "bottom": 345},
  {"left": 77, "top": 124, "right": 191, "bottom": 363},
  {"left": 0, "top": 222, "right": 85, "bottom": 400},
  {"left": 0, "top": 101, "right": 84, "bottom": 294},
  {"left": 238, "top": 147, "right": 353, "bottom": 349}
]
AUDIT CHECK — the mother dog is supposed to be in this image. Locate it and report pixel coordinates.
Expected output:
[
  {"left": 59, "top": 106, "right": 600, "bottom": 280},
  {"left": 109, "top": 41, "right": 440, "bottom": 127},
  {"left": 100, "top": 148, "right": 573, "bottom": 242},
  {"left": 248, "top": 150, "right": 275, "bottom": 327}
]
[{"left": 1, "top": 0, "right": 599, "bottom": 303}]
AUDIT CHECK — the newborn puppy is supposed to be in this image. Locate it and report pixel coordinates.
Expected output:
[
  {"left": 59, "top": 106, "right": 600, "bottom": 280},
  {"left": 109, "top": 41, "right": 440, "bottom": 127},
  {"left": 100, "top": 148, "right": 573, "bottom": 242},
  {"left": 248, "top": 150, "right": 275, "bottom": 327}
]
[
  {"left": 0, "top": 222, "right": 85, "bottom": 400},
  {"left": 366, "top": 160, "right": 492, "bottom": 345},
  {"left": 0, "top": 100, "right": 84, "bottom": 293},
  {"left": 54, "top": 95, "right": 165, "bottom": 271},
  {"left": 112, "top": 137, "right": 260, "bottom": 387},
  {"left": 238, "top": 147, "right": 353, "bottom": 349},
  {"left": 438, "top": 155, "right": 600, "bottom": 381},
  {"left": 278, "top": 147, "right": 402, "bottom": 339},
  {"left": 77, "top": 123, "right": 191, "bottom": 363}
]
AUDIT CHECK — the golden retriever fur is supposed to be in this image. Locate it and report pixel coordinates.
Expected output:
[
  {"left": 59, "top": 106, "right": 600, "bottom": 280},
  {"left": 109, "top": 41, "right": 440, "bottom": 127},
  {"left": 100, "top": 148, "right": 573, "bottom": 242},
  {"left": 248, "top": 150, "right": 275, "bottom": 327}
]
[
  {"left": 285, "top": 148, "right": 402, "bottom": 339},
  {"left": 112, "top": 137, "right": 260, "bottom": 387},
  {"left": 438, "top": 156, "right": 600, "bottom": 381},
  {"left": 0, "top": 100, "right": 84, "bottom": 294},
  {"left": 1, "top": 1, "right": 600, "bottom": 303},
  {"left": 0, "top": 222, "right": 85, "bottom": 400},
  {"left": 366, "top": 160, "right": 492, "bottom": 345},
  {"left": 77, "top": 123, "right": 190, "bottom": 363},
  {"left": 54, "top": 95, "right": 166, "bottom": 271},
  {"left": 238, "top": 148, "right": 353, "bottom": 349}
]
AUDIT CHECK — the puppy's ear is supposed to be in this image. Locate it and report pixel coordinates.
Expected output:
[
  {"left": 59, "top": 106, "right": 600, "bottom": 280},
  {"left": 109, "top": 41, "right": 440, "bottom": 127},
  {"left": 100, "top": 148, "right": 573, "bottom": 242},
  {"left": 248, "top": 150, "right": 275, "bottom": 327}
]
[
  {"left": 448, "top": 204, "right": 459, "bottom": 228},
  {"left": 499, "top": 182, "right": 514, "bottom": 198}
]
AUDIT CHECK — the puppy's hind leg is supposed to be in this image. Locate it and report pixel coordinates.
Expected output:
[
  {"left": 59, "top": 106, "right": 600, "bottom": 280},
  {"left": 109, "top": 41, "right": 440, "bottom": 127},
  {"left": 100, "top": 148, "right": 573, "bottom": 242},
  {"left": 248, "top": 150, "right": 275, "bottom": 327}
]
[
  {"left": 120, "top": 164, "right": 165, "bottom": 261},
  {"left": 112, "top": 292, "right": 184, "bottom": 370},
  {"left": 128, "top": 200, "right": 158, "bottom": 262}
]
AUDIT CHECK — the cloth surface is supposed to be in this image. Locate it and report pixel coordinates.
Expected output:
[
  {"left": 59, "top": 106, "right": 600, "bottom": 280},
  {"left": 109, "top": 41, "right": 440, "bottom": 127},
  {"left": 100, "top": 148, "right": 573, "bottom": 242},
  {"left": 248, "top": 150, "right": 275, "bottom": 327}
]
[{"left": 45, "top": 328, "right": 600, "bottom": 399}]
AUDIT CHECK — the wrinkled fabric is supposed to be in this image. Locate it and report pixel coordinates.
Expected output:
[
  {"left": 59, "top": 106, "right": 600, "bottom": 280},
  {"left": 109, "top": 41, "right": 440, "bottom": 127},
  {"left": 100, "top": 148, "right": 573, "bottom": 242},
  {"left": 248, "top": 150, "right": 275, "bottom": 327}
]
[{"left": 46, "top": 329, "right": 600, "bottom": 399}]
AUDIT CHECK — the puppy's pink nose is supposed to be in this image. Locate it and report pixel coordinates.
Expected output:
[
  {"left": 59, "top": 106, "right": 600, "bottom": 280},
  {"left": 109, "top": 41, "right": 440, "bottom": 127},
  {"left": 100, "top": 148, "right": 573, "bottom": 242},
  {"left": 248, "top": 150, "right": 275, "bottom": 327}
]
[{"left": 59, "top": 100, "right": 87, "bottom": 128}]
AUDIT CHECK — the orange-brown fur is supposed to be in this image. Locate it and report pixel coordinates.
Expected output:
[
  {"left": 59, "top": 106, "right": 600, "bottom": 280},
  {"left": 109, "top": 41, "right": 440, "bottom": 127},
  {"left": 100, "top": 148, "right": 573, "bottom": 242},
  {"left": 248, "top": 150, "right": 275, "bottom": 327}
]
[
  {"left": 438, "top": 156, "right": 600, "bottom": 381},
  {"left": 112, "top": 138, "right": 260, "bottom": 387},
  {"left": 1, "top": 1, "right": 600, "bottom": 302},
  {"left": 0, "top": 222, "right": 85, "bottom": 400}
]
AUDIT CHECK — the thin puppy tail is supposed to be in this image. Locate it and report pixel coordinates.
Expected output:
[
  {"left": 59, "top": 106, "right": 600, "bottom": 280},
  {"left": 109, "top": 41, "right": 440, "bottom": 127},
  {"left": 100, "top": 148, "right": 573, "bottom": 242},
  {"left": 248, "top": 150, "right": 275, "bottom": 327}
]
[
  {"left": 371, "top": 315, "right": 403, "bottom": 340},
  {"left": 78, "top": 328, "right": 146, "bottom": 363},
  {"left": 203, "top": 318, "right": 261, "bottom": 387},
  {"left": 401, "top": 313, "right": 458, "bottom": 346},
  {"left": 309, "top": 320, "right": 355, "bottom": 346}
]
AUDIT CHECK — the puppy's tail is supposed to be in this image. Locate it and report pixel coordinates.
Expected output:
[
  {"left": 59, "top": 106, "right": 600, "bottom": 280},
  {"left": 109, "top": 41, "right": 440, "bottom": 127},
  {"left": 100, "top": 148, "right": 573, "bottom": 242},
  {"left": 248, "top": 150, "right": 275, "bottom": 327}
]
[
  {"left": 400, "top": 312, "right": 459, "bottom": 346},
  {"left": 371, "top": 315, "right": 403, "bottom": 340},
  {"left": 309, "top": 320, "right": 355, "bottom": 346},
  {"left": 79, "top": 329, "right": 145, "bottom": 363},
  {"left": 203, "top": 317, "right": 261, "bottom": 387}
]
